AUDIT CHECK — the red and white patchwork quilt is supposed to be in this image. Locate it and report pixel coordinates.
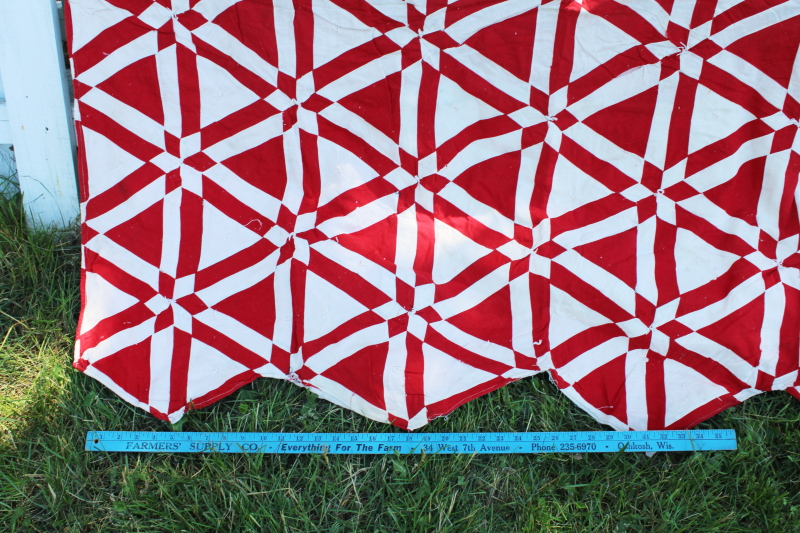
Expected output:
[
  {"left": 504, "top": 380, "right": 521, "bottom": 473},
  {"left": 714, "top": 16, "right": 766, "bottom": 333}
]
[{"left": 68, "top": 0, "right": 800, "bottom": 430}]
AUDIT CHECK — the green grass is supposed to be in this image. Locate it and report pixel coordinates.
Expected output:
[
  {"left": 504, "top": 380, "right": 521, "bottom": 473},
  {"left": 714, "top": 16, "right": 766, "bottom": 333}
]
[{"left": 0, "top": 187, "right": 799, "bottom": 533}]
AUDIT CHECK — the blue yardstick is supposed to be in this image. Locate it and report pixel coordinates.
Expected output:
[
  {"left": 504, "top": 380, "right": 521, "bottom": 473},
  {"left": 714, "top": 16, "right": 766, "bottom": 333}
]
[{"left": 86, "top": 429, "right": 736, "bottom": 454}]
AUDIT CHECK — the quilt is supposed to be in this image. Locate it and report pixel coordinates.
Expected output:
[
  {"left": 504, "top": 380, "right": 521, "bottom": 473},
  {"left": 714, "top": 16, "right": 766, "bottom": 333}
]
[{"left": 68, "top": 0, "right": 800, "bottom": 430}]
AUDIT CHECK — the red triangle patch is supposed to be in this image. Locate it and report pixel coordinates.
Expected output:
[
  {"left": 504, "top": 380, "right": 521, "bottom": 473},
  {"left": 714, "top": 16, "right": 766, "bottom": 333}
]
[
  {"left": 697, "top": 294, "right": 764, "bottom": 367},
  {"left": 654, "top": 0, "right": 674, "bottom": 14},
  {"left": 464, "top": 8, "right": 538, "bottom": 81},
  {"left": 96, "top": 56, "right": 165, "bottom": 125},
  {"left": 446, "top": 285, "right": 513, "bottom": 349},
  {"left": 213, "top": 2, "right": 279, "bottom": 66},
  {"left": 322, "top": 342, "right": 389, "bottom": 410},
  {"left": 212, "top": 274, "right": 277, "bottom": 340},
  {"left": 91, "top": 338, "right": 152, "bottom": 404},
  {"left": 335, "top": 215, "right": 397, "bottom": 273},
  {"left": 453, "top": 151, "right": 519, "bottom": 220},
  {"left": 222, "top": 136, "right": 287, "bottom": 200},
  {"left": 704, "top": 156, "right": 765, "bottom": 227},
  {"left": 105, "top": 200, "right": 164, "bottom": 267},
  {"left": 583, "top": 86, "right": 658, "bottom": 157},
  {"left": 572, "top": 353, "right": 628, "bottom": 425},
  {"left": 726, "top": 17, "right": 800, "bottom": 89},
  {"left": 574, "top": 227, "right": 638, "bottom": 288},
  {"left": 339, "top": 72, "right": 402, "bottom": 143}
]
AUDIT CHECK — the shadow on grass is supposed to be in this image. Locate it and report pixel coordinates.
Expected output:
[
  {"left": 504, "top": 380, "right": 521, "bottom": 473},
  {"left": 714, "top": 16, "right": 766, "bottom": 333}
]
[{"left": 1, "top": 189, "right": 799, "bottom": 532}]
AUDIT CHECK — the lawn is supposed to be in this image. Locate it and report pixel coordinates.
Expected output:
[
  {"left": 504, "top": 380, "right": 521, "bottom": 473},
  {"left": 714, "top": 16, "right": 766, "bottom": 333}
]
[{"left": 0, "top": 186, "right": 799, "bottom": 533}]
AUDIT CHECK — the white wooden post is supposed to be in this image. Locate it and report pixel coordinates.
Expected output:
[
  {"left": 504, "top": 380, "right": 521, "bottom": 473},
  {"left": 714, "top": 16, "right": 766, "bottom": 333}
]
[{"left": 0, "top": 0, "right": 79, "bottom": 227}]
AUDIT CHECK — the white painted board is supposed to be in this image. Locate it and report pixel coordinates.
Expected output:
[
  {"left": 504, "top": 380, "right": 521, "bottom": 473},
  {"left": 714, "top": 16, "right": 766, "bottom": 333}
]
[{"left": 0, "top": 0, "right": 78, "bottom": 226}]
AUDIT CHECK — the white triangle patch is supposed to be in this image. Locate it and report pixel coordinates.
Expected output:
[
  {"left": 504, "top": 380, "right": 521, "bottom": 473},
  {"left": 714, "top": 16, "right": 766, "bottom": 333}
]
[
  {"left": 198, "top": 202, "right": 261, "bottom": 270},
  {"left": 435, "top": 76, "right": 502, "bottom": 146},
  {"left": 317, "top": 137, "right": 379, "bottom": 206},
  {"left": 187, "top": 338, "right": 249, "bottom": 401},
  {"left": 432, "top": 219, "right": 492, "bottom": 284},
  {"left": 423, "top": 343, "right": 496, "bottom": 405},
  {"left": 663, "top": 358, "right": 729, "bottom": 426},
  {"left": 688, "top": 86, "right": 756, "bottom": 153},
  {"left": 675, "top": 229, "right": 738, "bottom": 294},
  {"left": 80, "top": 271, "right": 140, "bottom": 334},
  {"left": 549, "top": 286, "right": 611, "bottom": 349},
  {"left": 197, "top": 56, "right": 260, "bottom": 128},
  {"left": 547, "top": 155, "right": 612, "bottom": 218},
  {"left": 70, "top": 0, "right": 132, "bottom": 52},
  {"left": 407, "top": 0, "right": 427, "bottom": 15},
  {"left": 84, "top": 127, "right": 145, "bottom": 197},
  {"left": 570, "top": 9, "right": 641, "bottom": 82},
  {"left": 304, "top": 271, "right": 369, "bottom": 342},
  {"left": 313, "top": 0, "right": 378, "bottom": 68}
]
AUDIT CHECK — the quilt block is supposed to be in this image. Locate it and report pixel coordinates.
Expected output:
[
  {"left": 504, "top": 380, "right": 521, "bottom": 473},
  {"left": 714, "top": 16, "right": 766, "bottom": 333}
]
[{"left": 69, "top": 0, "right": 800, "bottom": 430}]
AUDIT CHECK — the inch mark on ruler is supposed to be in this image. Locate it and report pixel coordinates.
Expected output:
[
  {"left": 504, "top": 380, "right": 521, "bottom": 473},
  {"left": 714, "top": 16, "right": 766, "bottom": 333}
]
[{"left": 86, "top": 430, "right": 737, "bottom": 454}]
